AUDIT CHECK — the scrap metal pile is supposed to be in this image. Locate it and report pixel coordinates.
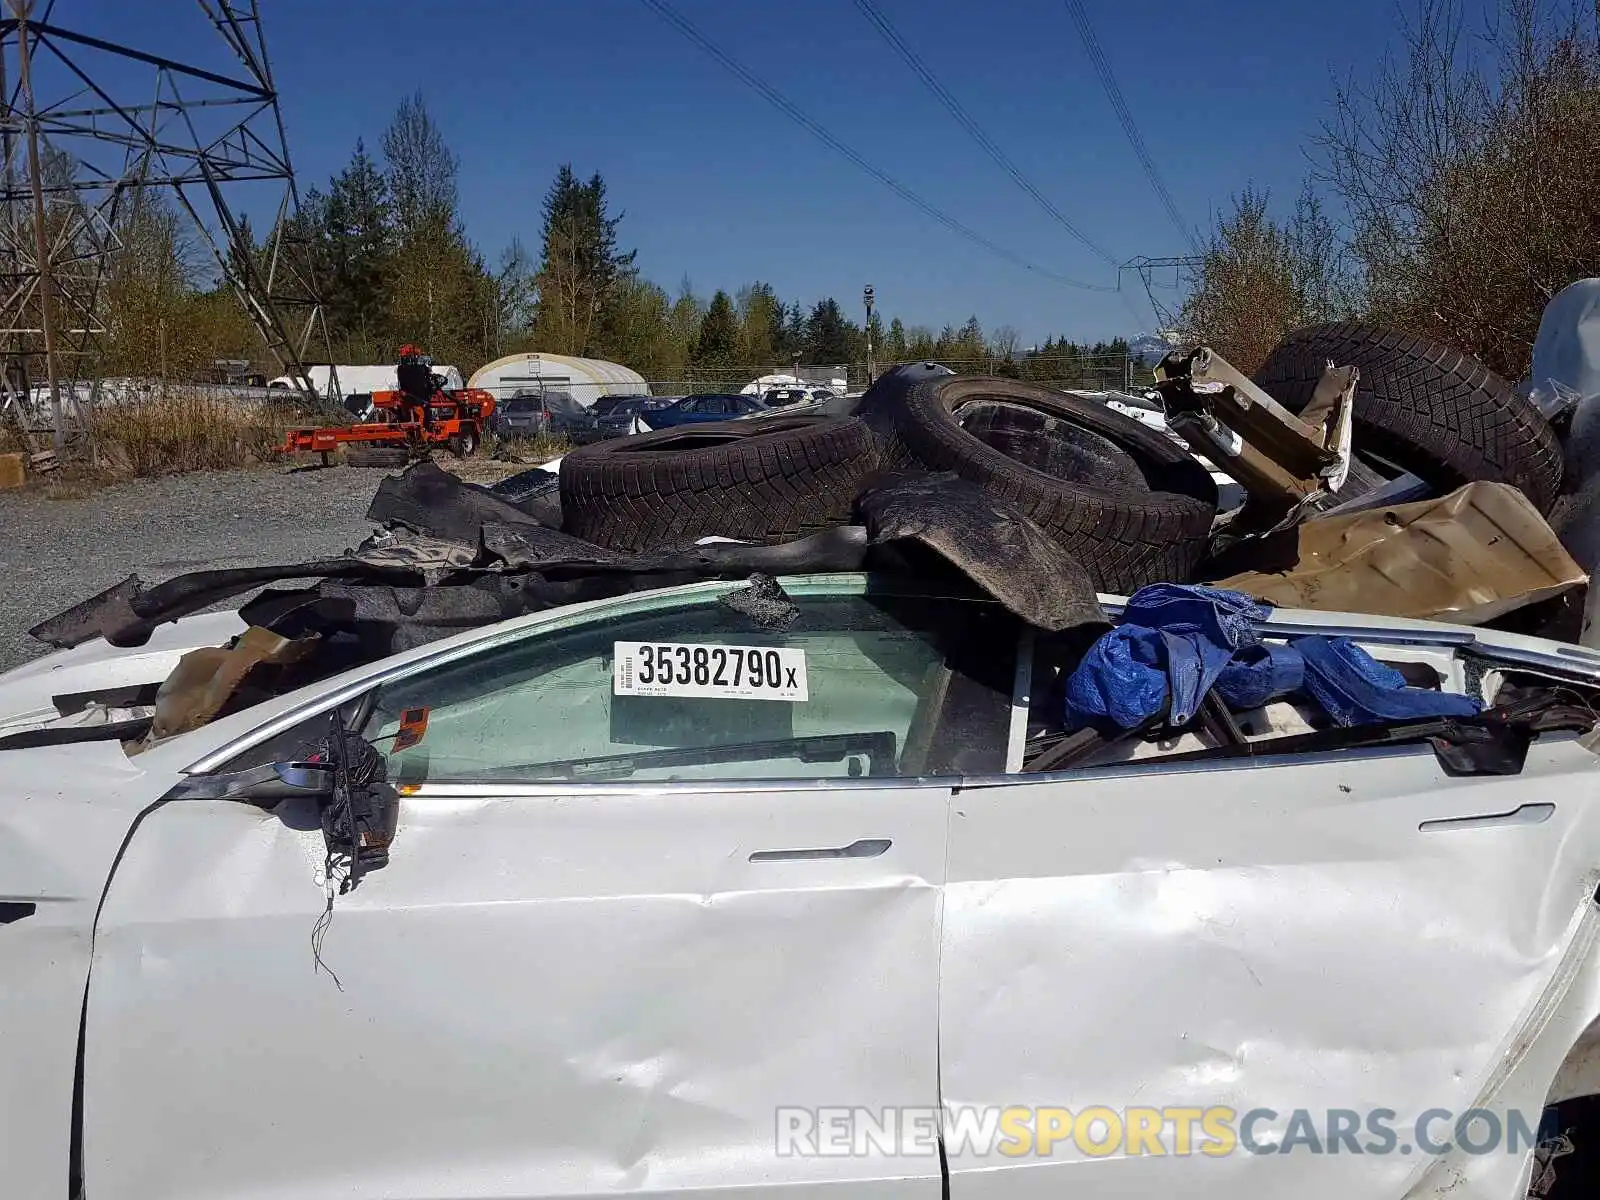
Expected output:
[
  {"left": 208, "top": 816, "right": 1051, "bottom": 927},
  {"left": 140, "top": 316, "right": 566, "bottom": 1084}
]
[{"left": 22, "top": 317, "right": 1600, "bottom": 749}]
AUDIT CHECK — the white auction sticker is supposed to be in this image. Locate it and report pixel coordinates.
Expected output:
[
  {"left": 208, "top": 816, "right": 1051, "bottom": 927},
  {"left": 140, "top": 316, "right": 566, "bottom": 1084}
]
[{"left": 613, "top": 641, "right": 808, "bottom": 702}]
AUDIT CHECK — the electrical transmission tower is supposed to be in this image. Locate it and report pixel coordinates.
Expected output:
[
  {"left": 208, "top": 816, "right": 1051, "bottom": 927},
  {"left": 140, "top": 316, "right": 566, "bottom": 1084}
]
[
  {"left": 1120, "top": 255, "right": 1202, "bottom": 334},
  {"left": 0, "top": 0, "right": 334, "bottom": 450}
]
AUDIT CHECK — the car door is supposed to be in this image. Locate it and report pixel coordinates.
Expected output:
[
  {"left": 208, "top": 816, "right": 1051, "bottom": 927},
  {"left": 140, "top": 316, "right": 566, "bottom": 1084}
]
[
  {"left": 83, "top": 582, "right": 1019, "bottom": 1200},
  {"left": 939, "top": 733, "right": 1600, "bottom": 1199}
]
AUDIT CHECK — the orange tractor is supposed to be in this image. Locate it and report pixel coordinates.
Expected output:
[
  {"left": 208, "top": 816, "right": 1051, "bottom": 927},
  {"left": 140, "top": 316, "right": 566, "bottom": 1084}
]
[{"left": 280, "top": 346, "right": 497, "bottom": 468}]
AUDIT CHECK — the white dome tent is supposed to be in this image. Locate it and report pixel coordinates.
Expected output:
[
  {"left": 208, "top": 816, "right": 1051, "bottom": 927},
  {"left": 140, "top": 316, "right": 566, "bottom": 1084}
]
[
  {"left": 469, "top": 354, "right": 648, "bottom": 408},
  {"left": 267, "top": 364, "right": 464, "bottom": 398}
]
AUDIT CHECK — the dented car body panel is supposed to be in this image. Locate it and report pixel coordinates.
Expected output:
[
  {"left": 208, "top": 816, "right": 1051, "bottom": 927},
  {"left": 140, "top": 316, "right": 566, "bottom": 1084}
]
[
  {"left": 85, "top": 783, "right": 949, "bottom": 1200},
  {"left": 4, "top": 577, "right": 1600, "bottom": 1199},
  {"left": 0, "top": 744, "right": 189, "bottom": 1200},
  {"left": 943, "top": 743, "right": 1600, "bottom": 1200}
]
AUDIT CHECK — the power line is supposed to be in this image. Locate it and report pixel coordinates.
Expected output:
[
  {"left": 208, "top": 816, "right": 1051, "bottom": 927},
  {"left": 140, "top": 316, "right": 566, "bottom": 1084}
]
[
  {"left": 636, "top": 0, "right": 1117, "bottom": 292},
  {"left": 852, "top": 0, "right": 1119, "bottom": 268},
  {"left": 1062, "top": 0, "right": 1198, "bottom": 255}
]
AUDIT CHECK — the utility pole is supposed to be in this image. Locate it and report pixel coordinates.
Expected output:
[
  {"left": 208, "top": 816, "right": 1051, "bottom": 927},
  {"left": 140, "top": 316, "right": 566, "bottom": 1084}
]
[
  {"left": 862, "top": 284, "right": 875, "bottom": 386},
  {"left": 12, "top": 0, "right": 64, "bottom": 450}
]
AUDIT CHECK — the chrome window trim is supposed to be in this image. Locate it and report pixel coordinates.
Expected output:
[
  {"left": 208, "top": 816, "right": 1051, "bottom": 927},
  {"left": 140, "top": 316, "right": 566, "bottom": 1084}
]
[
  {"left": 184, "top": 574, "right": 995, "bottom": 776},
  {"left": 187, "top": 574, "right": 1600, "bottom": 780},
  {"left": 1004, "top": 626, "right": 1034, "bottom": 773},
  {"left": 391, "top": 737, "right": 1508, "bottom": 800}
]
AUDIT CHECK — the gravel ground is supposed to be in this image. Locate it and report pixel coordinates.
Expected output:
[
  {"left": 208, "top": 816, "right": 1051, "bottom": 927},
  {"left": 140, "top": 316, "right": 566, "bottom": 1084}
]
[{"left": 0, "top": 464, "right": 397, "bottom": 672}]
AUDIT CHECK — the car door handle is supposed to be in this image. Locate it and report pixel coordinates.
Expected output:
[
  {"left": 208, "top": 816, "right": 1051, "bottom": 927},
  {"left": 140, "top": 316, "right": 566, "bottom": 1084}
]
[
  {"left": 0, "top": 901, "right": 37, "bottom": 925},
  {"left": 1419, "top": 802, "right": 1555, "bottom": 833},
  {"left": 749, "top": 838, "right": 892, "bottom": 863}
]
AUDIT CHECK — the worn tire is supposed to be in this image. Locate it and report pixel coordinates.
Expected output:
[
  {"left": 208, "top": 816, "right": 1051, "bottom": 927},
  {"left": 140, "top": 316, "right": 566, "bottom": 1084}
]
[
  {"left": 490, "top": 465, "right": 562, "bottom": 526},
  {"left": 1253, "top": 324, "right": 1563, "bottom": 512},
  {"left": 559, "top": 415, "right": 879, "bottom": 550},
  {"left": 859, "top": 374, "right": 1217, "bottom": 592},
  {"left": 450, "top": 426, "right": 480, "bottom": 458},
  {"left": 346, "top": 445, "right": 410, "bottom": 468}
]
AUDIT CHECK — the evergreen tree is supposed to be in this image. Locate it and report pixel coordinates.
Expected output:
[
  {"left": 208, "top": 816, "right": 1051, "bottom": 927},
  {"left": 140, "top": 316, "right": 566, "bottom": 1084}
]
[
  {"left": 692, "top": 289, "right": 741, "bottom": 368},
  {"left": 863, "top": 311, "right": 886, "bottom": 365},
  {"left": 535, "top": 165, "right": 638, "bottom": 354},
  {"left": 737, "top": 281, "right": 782, "bottom": 363},
  {"left": 885, "top": 316, "right": 908, "bottom": 362},
  {"left": 323, "top": 140, "right": 393, "bottom": 359},
  {"left": 780, "top": 302, "right": 806, "bottom": 362},
  {"left": 955, "top": 315, "right": 985, "bottom": 361},
  {"left": 805, "top": 298, "right": 852, "bottom": 365}
]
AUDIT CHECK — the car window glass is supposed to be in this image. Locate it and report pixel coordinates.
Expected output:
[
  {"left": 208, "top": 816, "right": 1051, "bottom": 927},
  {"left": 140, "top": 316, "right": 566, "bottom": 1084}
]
[
  {"left": 680, "top": 397, "right": 703, "bottom": 412},
  {"left": 546, "top": 393, "right": 581, "bottom": 415},
  {"left": 360, "top": 592, "right": 1017, "bottom": 784}
]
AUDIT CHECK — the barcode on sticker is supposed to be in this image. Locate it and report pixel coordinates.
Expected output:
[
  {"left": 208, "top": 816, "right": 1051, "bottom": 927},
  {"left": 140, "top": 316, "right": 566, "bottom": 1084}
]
[{"left": 612, "top": 641, "right": 808, "bottom": 702}]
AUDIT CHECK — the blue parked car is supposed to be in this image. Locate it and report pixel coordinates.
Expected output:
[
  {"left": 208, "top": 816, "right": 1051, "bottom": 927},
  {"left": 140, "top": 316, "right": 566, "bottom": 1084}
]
[{"left": 644, "top": 392, "right": 766, "bottom": 428}]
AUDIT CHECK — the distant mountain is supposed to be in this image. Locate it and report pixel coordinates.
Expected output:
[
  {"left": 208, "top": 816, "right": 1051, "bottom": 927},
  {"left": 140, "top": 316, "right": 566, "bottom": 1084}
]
[{"left": 1128, "top": 332, "right": 1183, "bottom": 366}]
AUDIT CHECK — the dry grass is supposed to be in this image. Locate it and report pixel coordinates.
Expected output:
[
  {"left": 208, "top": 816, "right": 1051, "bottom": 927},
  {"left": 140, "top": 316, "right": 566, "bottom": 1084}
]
[
  {"left": 89, "top": 391, "right": 301, "bottom": 477},
  {"left": 491, "top": 433, "right": 571, "bottom": 463},
  {"left": 0, "top": 391, "right": 568, "bottom": 495}
]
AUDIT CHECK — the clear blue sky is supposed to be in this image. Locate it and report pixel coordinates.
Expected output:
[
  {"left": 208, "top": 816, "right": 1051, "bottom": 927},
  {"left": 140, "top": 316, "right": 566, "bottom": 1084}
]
[{"left": 74, "top": 0, "right": 1417, "bottom": 343}]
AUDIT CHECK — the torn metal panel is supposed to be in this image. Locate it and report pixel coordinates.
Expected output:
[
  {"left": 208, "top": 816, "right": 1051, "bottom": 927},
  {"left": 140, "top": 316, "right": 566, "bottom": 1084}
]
[
  {"left": 145, "top": 626, "right": 319, "bottom": 742},
  {"left": 1155, "top": 347, "right": 1358, "bottom": 530},
  {"left": 366, "top": 458, "right": 559, "bottom": 543},
  {"left": 1211, "top": 482, "right": 1587, "bottom": 625},
  {"left": 85, "top": 783, "right": 949, "bottom": 1200},
  {"left": 29, "top": 560, "right": 423, "bottom": 651},
  {"left": 348, "top": 526, "right": 486, "bottom": 579},
  {"left": 0, "top": 610, "right": 247, "bottom": 737},
  {"left": 942, "top": 740, "right": 1600, "bottom": 1200}
]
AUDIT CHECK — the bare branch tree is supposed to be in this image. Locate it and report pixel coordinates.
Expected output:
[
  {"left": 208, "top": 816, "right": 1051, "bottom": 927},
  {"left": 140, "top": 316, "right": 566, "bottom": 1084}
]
[{"left": 1318, "top": 0, "right": 1600, "bottom": 376}]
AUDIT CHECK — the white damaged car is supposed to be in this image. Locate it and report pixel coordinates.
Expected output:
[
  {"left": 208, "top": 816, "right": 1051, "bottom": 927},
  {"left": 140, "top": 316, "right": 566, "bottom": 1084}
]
[{"left": 4, "top": 574, "right": 1600, "bottom": 1199}]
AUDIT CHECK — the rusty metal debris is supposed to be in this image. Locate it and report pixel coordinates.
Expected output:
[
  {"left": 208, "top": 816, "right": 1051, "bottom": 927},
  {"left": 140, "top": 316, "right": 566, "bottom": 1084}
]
[
  {"left": 1209, "top": 482, "right": 1587, "bottom": 626},
  {"left": 1154, "top": 345, "right": 1356, "bottom": 531},
  {"left": 141, "top": 626, "right": 318, "bottom": 744}
]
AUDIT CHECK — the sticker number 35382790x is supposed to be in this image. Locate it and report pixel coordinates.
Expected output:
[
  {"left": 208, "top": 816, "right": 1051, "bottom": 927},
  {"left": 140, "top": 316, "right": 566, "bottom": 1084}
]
[{"left": 613, "top": 641, "right": 809, "bottom": 702}]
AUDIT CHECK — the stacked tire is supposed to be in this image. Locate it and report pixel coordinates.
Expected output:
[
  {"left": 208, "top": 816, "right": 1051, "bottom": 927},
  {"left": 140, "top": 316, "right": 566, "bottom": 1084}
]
[
  {"left": 559, "top": 415, "right": 879, "bottom": 551},
  {"left": 556, "top": 328, "right": 1566, "bottom": 595},
  {"left": 1252, "top": 324, "right": 1563, "bottom": 513},
  {"left": 857, "top": 373, "right": 1218, "bottom": 593},
  {"left": 558, "top": 371, "right": 1220, "bottom": 594}
]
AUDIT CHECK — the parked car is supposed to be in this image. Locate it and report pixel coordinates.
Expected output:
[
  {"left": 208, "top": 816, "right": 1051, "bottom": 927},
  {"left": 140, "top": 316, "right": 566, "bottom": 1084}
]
[
  {"left": 593, "top": 393, "right": 658, "bottom": 415},
  {"left": 4, "top": 574, "right": 1600, "bottom": 1199},
  {"left": 645, "top": 391, "right": 767, "bottom": 427},
  {"left": 761, "top": 385, "right": 837, "bottom": 407},
  {"left": 489, "top": 390, "right": 603, "bottom": 444},
  {"left": 595, "top": 394, "right": 677, "bottom": 436}
]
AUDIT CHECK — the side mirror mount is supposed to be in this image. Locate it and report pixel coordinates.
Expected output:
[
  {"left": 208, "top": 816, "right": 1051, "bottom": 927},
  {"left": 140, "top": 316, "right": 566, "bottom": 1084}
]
[
  {"left": 262, "top": 762, "right": 337, "bottom": 798},
  {"left": 169, "top": 761, "right": 337, "bottom": 806}
]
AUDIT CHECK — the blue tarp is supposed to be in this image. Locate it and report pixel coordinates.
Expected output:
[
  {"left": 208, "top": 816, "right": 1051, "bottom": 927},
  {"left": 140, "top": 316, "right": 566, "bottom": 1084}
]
[{"left": 1064, "top": 584, "right": 1483, "bottom": 730}]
